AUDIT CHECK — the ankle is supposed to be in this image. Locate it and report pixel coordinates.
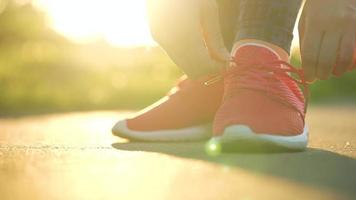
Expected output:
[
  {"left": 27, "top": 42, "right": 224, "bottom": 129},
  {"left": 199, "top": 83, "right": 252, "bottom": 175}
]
[{"left": 232, "top": 39, "right": 289, "bottom": 62}]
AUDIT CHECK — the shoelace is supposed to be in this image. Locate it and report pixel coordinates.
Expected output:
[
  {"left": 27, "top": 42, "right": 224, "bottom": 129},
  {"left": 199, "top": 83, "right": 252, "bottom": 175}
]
[{"left": 205, "top": 59, "right": 309, "bottom": 117}]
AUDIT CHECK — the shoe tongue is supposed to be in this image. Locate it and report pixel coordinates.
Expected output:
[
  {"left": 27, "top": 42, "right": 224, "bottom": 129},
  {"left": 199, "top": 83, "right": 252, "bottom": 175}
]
[{"left": 232, "top": 44, "right": 280, "bottom": 64}]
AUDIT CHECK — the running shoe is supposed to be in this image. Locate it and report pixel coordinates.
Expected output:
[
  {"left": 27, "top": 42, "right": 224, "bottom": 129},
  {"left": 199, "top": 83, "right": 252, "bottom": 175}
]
[
  {"left": 211, "top": 44, "right": 309, "bottom": 151},
  {"left": 112, "top": 75, "right": 223, "bottom": 141}
]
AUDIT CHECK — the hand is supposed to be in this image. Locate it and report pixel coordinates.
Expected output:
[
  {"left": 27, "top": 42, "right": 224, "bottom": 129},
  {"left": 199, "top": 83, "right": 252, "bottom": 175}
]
[
  {"left": 146, "top": 0, "right": 230, "bottom": 77},
  {"left": 299, "top": 0, "right": 356, "bottom": 82}
]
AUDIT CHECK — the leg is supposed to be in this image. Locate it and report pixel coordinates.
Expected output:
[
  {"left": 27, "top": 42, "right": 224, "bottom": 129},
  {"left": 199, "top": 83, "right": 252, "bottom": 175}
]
[
  {"left": 218, "top": 0, "right": 301, "bottom": 54},
  {"left": 212, "top": 0, "right": 309, "bottom": 151},
  {"left": 235, "top": 0, "right": 302, "bottom": 53},
  {"left": 217, "top": 0, "right": 240, "bottom": 51}
]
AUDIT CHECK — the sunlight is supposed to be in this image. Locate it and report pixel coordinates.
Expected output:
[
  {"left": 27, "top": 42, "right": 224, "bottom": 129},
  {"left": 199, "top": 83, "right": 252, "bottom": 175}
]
[
  {"left": 33, "top": 0, "right": 300, "bottom": 49},
  {"left": 33, "top": 0, "right": 156, "bottom": 47}
]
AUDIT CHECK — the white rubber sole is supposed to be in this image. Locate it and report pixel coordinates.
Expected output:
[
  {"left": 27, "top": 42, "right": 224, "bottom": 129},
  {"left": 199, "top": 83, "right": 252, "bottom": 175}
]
[
  {"left": 112, "top": 120, "right": 212, "bottom": 142},
  {"left": 211, "top": 124, "right": 308, "bottom": 151}
]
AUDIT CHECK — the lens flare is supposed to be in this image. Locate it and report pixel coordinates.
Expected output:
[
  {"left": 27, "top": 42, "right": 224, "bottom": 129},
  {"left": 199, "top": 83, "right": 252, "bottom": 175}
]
[{"left": 205, "top": 138, "right": 222, "bottom": 156}]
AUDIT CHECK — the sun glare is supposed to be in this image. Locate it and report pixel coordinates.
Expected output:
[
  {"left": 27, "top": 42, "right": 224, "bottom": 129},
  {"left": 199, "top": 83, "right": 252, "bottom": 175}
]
[{"left": 33, "top": 0, "right": 156, "bottom": 47}]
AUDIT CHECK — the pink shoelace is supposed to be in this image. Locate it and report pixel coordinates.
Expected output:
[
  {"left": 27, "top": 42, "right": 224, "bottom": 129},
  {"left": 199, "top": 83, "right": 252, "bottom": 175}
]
[{"left": 206, "top": 59, "right": 309, "bottom": 118}]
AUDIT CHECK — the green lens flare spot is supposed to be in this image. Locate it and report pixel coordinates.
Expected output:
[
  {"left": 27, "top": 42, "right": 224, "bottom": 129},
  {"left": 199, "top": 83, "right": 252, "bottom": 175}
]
[{"left": 205, "top": 138, "right": 222, "bottom": 156}]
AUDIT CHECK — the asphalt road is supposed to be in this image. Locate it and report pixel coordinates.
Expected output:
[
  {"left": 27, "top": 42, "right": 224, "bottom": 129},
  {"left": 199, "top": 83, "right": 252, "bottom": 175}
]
[{"left": 0, "top": 106, "right": 355, "bottom": 200}]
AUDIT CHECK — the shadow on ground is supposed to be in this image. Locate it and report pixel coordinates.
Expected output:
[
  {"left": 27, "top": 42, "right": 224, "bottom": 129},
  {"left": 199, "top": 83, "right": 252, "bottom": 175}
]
[{"left": 113, "top": 142, "right": 356, "bottom": 199}]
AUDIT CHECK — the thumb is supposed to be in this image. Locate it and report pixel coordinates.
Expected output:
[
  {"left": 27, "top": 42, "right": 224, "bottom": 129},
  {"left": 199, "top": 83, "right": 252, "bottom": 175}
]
[{"left": 200, "top": 0, "right": 231, "bottom": 65}]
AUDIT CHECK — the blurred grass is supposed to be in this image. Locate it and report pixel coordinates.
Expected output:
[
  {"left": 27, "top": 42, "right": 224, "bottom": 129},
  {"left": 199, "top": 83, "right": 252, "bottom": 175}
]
[{"left": 0, "top": 1, "right": 355, "bottom": 116}]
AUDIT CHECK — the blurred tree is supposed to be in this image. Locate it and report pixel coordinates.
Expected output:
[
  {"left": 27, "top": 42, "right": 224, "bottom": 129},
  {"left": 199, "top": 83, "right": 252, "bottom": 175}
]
[{"left": 0, "top": 0, "right": 67, "bottom": 43}]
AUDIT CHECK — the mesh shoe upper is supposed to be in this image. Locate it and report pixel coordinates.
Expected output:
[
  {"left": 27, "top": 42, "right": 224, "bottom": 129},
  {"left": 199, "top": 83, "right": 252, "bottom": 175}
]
[
  {"left": 213, "top": 45, "right": 307, "bottom": 136},
  {"left": 127, "top": 75, "right": 224, "bottom": 131}
]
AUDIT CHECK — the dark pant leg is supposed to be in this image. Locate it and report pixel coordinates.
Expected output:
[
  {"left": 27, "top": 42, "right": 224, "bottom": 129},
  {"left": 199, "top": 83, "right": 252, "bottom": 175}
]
[
  {"left": 217, "top": 0, "right": 240, "bottom": 51},
  {"left": 235, "top": 0, "right": 302, "bottom": 53}
]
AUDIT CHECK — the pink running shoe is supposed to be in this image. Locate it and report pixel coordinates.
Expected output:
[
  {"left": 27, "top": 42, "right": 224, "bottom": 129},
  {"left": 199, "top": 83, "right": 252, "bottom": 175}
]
[
  {"left": 112, "top": 75, "right": 223, "bottom": 141},
  {"left": 211, "top": 44, "right": 309, "bottom": 150}
]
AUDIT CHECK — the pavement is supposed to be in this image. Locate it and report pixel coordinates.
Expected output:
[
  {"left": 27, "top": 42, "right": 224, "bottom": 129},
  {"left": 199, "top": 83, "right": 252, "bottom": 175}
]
[{"left": 0, "top": 106, "right": 355, "bottom": 200}]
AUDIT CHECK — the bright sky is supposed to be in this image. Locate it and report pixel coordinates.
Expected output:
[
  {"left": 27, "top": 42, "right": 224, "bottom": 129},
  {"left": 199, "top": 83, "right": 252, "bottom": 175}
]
[{"left": 33, "top": 0, "right": 156, "bottom": 47}]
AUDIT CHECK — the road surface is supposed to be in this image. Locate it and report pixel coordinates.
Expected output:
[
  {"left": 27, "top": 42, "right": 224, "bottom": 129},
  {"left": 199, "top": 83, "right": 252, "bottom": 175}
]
[{"left": 0, "top": 106, "right": 355, "bottom": 200}]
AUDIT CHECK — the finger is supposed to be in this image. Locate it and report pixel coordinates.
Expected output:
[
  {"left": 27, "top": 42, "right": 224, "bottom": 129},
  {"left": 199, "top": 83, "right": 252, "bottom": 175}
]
[
  {"left": 300, "top": 26, "right": 323, "bottom": 82},
  {"left": 316, "top": 31, "right": 341, "bottom": 80},
  {"left": 200, "top": 0, "right": 231, "bottom": 63},
  {"left": 333, "top": 32, "right": 355, "bottom": 76}
]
